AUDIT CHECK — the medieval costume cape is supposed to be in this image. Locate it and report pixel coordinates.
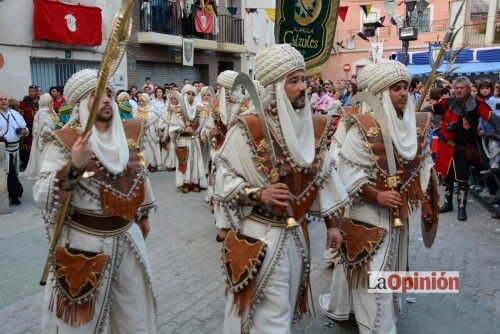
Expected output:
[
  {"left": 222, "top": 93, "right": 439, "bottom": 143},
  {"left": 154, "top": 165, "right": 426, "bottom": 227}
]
[{"left": 134, "top": 102, "right": 163, "bottom": 170}]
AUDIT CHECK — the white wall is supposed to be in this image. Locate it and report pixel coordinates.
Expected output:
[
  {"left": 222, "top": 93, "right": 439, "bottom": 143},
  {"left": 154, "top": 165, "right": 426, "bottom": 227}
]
[
  {"left": 242, "top": 0, "right": 275, "bottom": 77},
  {"left": 0, "top": 0, "right": 127, "bottom": 99}
]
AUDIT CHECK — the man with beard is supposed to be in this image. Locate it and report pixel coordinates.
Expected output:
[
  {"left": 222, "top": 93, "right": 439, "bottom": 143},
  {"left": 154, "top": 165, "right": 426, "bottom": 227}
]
[
  {"left": 214, "top": 44, "right": 350, "bottom": 333},
  {"left": 19, "top": 85, "right": 39, "bottom": 168},
  {"left": 436, "top": 76, "right": 500, "bottom": 221},
  {"left": 34, "top": 69, "right": 156, "bottom": 333},
  {"left": 0, "top": 92, "right": 29, "bottom": 205},
  {"left": 322, "top": 60, "right": 436, "bottom": 334}
]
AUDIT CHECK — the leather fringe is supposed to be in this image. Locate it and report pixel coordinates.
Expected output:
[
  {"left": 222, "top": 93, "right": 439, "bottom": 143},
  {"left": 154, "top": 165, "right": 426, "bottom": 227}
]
[
  {"left": 49, "top": 287, "right": 96, "bottom": 327},
  {"left": 232, "top": 279, "right": 255, "bottom": 317},
  {"left": 400, "top": 175, "right": 426, "bottom": 221},
  {"left": 346, "top": 261, "right": 370, "bottom": 289},
  {"left": 100, "top": 182, "right": 145, "bottom": 221}
]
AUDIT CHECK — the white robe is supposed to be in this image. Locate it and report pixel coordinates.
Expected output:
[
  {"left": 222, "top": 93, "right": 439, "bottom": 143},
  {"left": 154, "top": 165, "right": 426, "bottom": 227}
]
[
  {"left": 168, "top": 108, "right": 207, "bottom": 188},
  {"left": 20, "top": 107, "right": 59, "bottom": 179},
  {"left": 160, "top": 108, "right": 177, "bottom": 170},
  {"left": 34, "top": 138, "right": 157, "bottom": 334},
  {"left": 214, "top": 117, "right": 350, "bottom": 333},
  {"left": 134, "top": 109, "right": 163, "bottom": 168},
  {"left": 324, "top": 119, "right": 434, "bottom": 334}
]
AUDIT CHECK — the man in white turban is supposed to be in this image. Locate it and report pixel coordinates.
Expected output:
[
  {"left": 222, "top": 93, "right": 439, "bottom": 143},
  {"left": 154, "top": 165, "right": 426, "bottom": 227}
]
[
  {"left": 214, "top": 44, "right": 350, "bottom": 333},
  {"left": 320, "top": 60, "right": 437, "bottom": 333},
  {"left": 168, "top": 85, "right": 207, "bottom": 193},
  {"left": 20, "top": 93, "right": 61, "bottom": 179},
  {"left": 34, "top": 69, "right": 157, "bottom": 333}
]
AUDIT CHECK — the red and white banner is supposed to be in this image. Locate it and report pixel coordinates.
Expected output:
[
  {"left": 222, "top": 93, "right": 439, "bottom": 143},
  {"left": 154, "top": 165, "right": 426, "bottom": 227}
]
[
  {"left": 195, "top": 9, "right": 214, "bottom": 34},
  {"left": 33, "top": 0, "right": 102, "bottom": 46}
]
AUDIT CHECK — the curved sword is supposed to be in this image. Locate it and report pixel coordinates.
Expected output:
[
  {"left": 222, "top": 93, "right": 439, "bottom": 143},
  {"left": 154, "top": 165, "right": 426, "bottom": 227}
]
[{"left": 232, "top": 73, "right": 277, "bottom": 165}]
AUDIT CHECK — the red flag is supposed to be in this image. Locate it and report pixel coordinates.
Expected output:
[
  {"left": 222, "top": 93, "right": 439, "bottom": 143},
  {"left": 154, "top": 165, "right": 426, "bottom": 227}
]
[
  {"left": 33, "top": 0, "right": 102, "bottom": 46},
  {"left": 195, "top": 9, "right": 214, "bottom": 33},
  {"left": 338, "top": 6, "right": 348, "bottom": 22}
]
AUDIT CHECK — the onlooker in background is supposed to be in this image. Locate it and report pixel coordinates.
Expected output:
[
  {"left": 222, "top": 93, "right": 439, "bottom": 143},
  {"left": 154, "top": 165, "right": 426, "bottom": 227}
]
[
  {"left": 183, "top": 78, "right": 190, "bottom": 86},
  {"left": 151, "top": 87, "right": 166, "bottom": 114},
  {"left": 8, "top": 99, "right": 21, "bottom": 113},
  {"left": 169, "top": 83, "right": 179, "bottom": 92},
  {"left": 142, "top": 76, "right": 155, "bottom": 94},
  {"left": 0, "top": 92, "right": 29, "bottom": 205},
  {"left": 141, "top": 0, "right": 152, "bottom": 31},
  {"left": 343, "top": 82, "right": 358, "bottom": 105},
  {"left": 19, "top": 85, "right": 39, "bottom": 169},
  {"left": 312, "top": 86, "right": 333, "bottom": 114},
  {"left": 409, "top": 77, "right": 421, "bottom": 105},
  {"left": 350, "top": 74, "right": 358, "bottom": 85},
  {"left": 470, "top": 84, "right": 478, "bottom": 96},
  {"left": 324, "top": 80, "right": 333, "bottom": 94},
  {"left": 49, "top": 86, "right": 66, "bottom": 112}
]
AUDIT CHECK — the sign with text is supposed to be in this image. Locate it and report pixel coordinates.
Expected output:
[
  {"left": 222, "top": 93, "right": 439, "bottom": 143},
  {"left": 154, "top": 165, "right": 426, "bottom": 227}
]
[{"left": 275, "top": 0, "right": 340, "bottom": 75}]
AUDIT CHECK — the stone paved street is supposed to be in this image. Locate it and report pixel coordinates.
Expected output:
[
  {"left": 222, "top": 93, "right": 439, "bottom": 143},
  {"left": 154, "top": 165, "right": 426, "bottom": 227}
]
[{"left": 0, "top": 172, "right": 499, "bottom": 333}]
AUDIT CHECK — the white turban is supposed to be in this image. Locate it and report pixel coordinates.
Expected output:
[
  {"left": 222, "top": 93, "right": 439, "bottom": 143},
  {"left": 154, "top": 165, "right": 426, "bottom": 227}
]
[
  {"left": 217, "top": 70, "right": 239, "bottom": 91},
  {"left": 64, "top": 69, "right": 115, "bottom": 106},
  {"left": 255, "top": 44, "right": 305, "bottom": 88},
  {"left": 38, "top": 93, "right": 53, "bottom": 109},
  {"left": 64, "top": 69, "right": 128, "bottom": 174},
  {"left": 181, "top": 84, "right": 197, "bottom": 95},
  {"left": 358, "top": 60, "right": 417, "bottom": 160},
  {"left": 358, "top": 60, "right": 411, "bottom": 95}
]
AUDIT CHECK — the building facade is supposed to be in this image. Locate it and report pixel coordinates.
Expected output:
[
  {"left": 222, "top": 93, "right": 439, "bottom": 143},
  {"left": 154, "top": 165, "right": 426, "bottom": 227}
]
[
  {"left": 128, "top": 0, "right": 247, "bottom": 89},
  {"left": 323, "top": 0, "right": 500, "bottom": 80},
  {"left": 0, "top": 0, "right": 128, "bottom": 99}
]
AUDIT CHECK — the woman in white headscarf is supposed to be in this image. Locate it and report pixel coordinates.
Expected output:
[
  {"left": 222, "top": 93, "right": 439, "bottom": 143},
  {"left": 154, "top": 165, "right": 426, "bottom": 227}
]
[
  {"left": 20, "top": 93, "right": 61, "bottom": 179},
  {"left": 134, "top": 92, "right": 163, "bottom": 171}
]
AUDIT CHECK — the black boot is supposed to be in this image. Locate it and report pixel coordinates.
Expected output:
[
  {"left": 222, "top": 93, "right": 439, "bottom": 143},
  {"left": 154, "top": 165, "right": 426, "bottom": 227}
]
[
  {"left": 457, "top": 185, "right": 468, "bottom": 221},
  {"left": 439, "top": 184, "right": 453, "bottom": 213}
]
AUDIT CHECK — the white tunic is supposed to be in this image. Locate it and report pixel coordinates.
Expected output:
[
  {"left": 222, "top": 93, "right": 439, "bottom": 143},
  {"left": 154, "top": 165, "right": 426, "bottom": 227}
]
[
  {"left": 34, "top": 137, "right": 157, "bottom": 334},
  {"left": 214, "top": 115, "right": 350, "bottom": 333},
  {"left": 20, "top": 107, "right": 59, "bottom": 179},
  {"left": 323, "top": 117, "right": 433, "bottom": 334}
]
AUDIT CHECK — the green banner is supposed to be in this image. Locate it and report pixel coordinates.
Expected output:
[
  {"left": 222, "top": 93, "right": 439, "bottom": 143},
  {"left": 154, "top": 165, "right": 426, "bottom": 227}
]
[{"left": 275, "top": 0, "right": 340, "bottom": 75}]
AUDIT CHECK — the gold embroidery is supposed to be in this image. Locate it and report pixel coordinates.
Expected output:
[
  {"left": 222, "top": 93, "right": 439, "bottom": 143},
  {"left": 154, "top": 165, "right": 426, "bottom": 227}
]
[
  {"left": 366, "top": 127, "right": 380, "bottom": 137},
  {"left": 256, "top": 139, "right": 270, "bottom": 152},
  {"left": 269, "top": 168, "right": 280, "bottom": 183},
  {"left": 127, "top": 139, "right": 139, "bottom": 149},
  {"left": 363, "top": 142, "right": 374, "bottom": 149}
]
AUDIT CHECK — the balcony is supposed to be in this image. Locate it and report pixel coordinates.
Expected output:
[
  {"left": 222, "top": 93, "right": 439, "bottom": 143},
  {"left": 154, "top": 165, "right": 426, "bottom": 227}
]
[
  {"left": 463, "top": 22, "right": 500, "bottom": 47},
  {"left": 138, "top": 2, "right": 245, "bottom": 53}
]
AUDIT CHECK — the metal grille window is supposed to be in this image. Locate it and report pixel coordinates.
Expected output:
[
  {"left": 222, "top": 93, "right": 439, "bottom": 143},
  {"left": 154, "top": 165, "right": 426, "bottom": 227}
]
[
  {"left": 409, "top": 7, "right": 431, "bottom": 33},
  {"left": 30, "top": 58, "right": 99, "bottom": 93}
]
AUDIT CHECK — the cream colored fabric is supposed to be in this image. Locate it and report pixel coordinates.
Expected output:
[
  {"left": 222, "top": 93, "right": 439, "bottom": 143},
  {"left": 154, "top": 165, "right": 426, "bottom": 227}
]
[
  {"left": 381, "top": 90, "right": 418, "bottom": 160},
  {"left": 214, "top": 119, "right": 350, "bottom": 332},
  {"left": 134, "top": 98, "right": 163, "bottom": 168},
  {"left": 358, "top": 60, "right": 410, "bottom": 95},
  {"left": 64, "top": 69, "right": 115, "bottom": 106},
  {"left": 325, "top": 114, "right": 433, "bottom": 333},
  {"left": 117, "top": 91, "right": 130, "bottom": 103},
  {"left": 19, "top": 103, "right": 58, "bottom": 179},
  {"left": 217, "top": 70, "right": 239, "bottom": 90},
  {"left": 34, "top": 132, "right": 156, "bottom": 334},
  {"left": 272, "top": 78, "right": 315, "bottom": 167},
  {"left": 181, "top": 84, "right": 197, "bottom": 95},
  {"left": 255, "top": 44, "right": 305, "bottom": 88},
  {"left": 77, "top": 94, "right": 129, "bottom": 175}
]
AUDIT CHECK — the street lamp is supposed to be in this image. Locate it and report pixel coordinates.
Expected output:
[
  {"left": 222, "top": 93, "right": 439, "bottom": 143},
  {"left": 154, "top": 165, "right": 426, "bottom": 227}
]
[{"left": 399, "top": 0, "right": 429, "bottom": 65}]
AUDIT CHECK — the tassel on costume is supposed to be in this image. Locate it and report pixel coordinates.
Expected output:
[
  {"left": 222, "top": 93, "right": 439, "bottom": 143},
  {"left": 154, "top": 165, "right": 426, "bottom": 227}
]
[{"left": 100, "top": 182, "right": 145, "bottom": 221}]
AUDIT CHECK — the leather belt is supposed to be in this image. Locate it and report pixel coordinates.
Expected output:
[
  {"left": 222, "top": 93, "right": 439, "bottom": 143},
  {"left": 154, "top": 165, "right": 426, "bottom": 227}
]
[
  {"left": 249, "top": 207, "right": 304, "bottom": 228},
  {"left": 68, "top": 210, "right": 133, "bottom": 236}
]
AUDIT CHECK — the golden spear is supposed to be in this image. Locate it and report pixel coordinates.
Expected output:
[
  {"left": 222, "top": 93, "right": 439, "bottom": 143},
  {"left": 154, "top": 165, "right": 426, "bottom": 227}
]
[
  {"left": 415, "top": 0, "right": 465, "bottom": 112},
  {"left": 40, "top": 0, "right": 133, "bottom": 286}
]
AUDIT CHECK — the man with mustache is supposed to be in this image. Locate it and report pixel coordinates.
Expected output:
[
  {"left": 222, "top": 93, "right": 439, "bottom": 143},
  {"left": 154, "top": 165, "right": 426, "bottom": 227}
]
[
  {"left": 435, "top": 76, "right": 500, "bottom": 221},
  {"left": 214, "top": 44, "right": 350, "bottom": 333},
  {"left": 34, "top": 69, "right": 157, "bottom": 333},
  {"left": 322, "top": 60, "right": 437, "bottom": 333}
]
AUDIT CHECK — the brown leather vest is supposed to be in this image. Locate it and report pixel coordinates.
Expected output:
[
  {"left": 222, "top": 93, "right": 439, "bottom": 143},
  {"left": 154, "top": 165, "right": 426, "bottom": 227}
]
[
  {"left": 53, "top": 119, "right": 146, "bottom": 220},
  {"left": 352, "top": 112, "right": 431, "bottom": 219},
  {"left": 238, "top": 114, "right": 330, "bottom": 221}
]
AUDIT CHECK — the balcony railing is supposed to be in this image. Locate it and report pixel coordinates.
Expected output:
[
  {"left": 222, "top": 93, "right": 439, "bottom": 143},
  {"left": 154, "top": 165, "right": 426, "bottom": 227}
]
[
  {"left": 463, "top": 23, "right": 487, "bottom": 47},
  {"left": 139, "top": 2, "right": 244, "bottom": 45}
]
